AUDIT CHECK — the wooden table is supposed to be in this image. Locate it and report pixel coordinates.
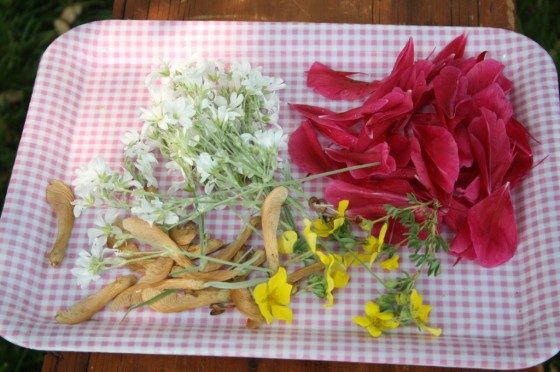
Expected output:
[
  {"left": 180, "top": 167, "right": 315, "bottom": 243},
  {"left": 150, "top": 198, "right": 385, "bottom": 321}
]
[{"left": 43, "top": 1, "right": 539, "bottom": 371}]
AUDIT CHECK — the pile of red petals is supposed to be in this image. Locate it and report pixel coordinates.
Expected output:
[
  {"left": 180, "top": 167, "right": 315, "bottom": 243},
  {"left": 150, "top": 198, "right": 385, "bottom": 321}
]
[{"left": 288, "top": 35, "right": 533, "bottom": 268}]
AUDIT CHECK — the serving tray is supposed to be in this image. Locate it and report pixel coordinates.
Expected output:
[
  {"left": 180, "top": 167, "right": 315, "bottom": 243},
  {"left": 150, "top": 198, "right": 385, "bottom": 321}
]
[{"left": 0, "top": 21, "right": 559, "bottom": 369}]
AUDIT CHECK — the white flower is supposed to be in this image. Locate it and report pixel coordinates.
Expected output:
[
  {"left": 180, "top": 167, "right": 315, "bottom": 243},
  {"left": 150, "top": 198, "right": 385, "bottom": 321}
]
[
  {"left": 87, "top": 209, "right": 122, "bottom": 245},
  {"left": 140, "top": 103, "right": 165, "bottom": 130},
  {"left": 71, "top": 238, "right": 119, "bottom": 288},
  {"left": 162, "top": 97, "right": 195, "bottom": 129},
  {"left": 135, "top": 153, "right": 158, "bottom": 187},
  {"left": 195, "top": 152, "right": 216, "bottom": 183},
  {"left": 130, "top": 197, "right": 179, "bottom": 226},
  {"left": 253, "top": 128, "right": 287, "bottom": 150},
  {"left": 73, "top": 157, "right": 112, "bottom": 198}
]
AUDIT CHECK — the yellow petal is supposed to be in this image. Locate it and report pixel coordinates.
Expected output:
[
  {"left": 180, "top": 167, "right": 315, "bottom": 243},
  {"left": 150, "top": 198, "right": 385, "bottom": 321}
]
[
  {"left": 331, "top": 217, "right": 345, "bottom": 232},
  {"left": 253, "top": 282, "right": 268, "bottom": 303},
  {"left": 382, "top": 319, "right": 400, "bottom": 330},
  {"left": 363, "top": 236, "right": 378, "bottom": 254},
  {"left": 337, "top": 199, "right": 349, "bottom": 217},
  {"left": 420, "top": 323, "right": 442, "bottom": 336},
  {"left": 416, "top": 304, "right": 432, "bottom": 324},
  {"left": 278, "top": 230, "right": 297, "bottom": 255},
  {"left": 271, "top": 304, "right": 293, "bottom": 323},
  {"left": 377, "top": 222, "right": 388, "bottom": 251},
  {"left": 324, "top": 291, "right": 334, "bottom": 307},
  {"left": 368, "top": 250, "right": 379, "bottom": 268},
  {"left": 376, "top": 311, "right": 395, "bottom": 321},
  {"left": 303, "top": 219, "right": 317, "bottom": 253},
  {"left": 364, "top": 301, "right": 380, "bottom": 318},
  {"left": 352, "top": 316, "right": 372, "bottom": 328},
  {"left": 332, "top": 270, "right": 349, "bottom": 289},
  {"left": 410, "top": 288, "right": 423, "bottom": 309},
  {"left": 316, "top": 251, "right": 332, "bottom": 266},
  {"left": 366, "top": 325, "right": 383, "bottom": 338},
  {"left": 313, "top": 218, "right": 332, "bottom": 237},
  {"left": 268, "top": 267, "right": 288, "bottom": 291},
  {"left": 380, "top": 255, "right": 400, "bottom": 271}
]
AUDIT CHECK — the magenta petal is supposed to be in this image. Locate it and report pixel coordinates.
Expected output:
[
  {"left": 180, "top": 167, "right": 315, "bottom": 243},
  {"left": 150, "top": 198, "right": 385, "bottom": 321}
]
[
  {"left": 468, "top": 183, "right": 518, "bottom": 267},
  {"left": 471, "top": 83, "right": 513, "bottom": 123},
  {"left": 468, "top": 108, "right": 513, "bottom": 195},
  {"left": 325, "top": 179, "right": 411, "bottom": 219},
  {"left": 434, "top": 34, "right": 468, "bottom": 63},
  {"left": 289, "top": 103, "right": 356, "bottom": 127},
  {"left": 387, "top": 134, "right": 411, "bottom": 167},
  {"left": 325, "top": 142, "right": 396, "bottom": 178},
  {"left": 450, "top": 222, "right": 477, "bottom": 260},
  {"left": 288, "top": 120, "right": 338, "bottom": 174},
  {"left": 466, "top": 59, "right": 506, "bottom": 95},
  {"left": 413, "top": 124, "right": 460, "bottom": 194},
  {"left": 306, "top": 62, "right": 378, "bottom": 101},
  {"left": 433, "top": 66, "right": 470, "bottom": 119},
  {"left": 504, "top": 117, "right": 534, "bottom": 186}
]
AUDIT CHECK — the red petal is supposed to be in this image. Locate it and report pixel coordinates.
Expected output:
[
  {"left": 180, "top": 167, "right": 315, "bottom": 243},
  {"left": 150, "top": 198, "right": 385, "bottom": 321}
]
[
  {"left": 306, "top": 62, "right": 378, "bottom": 101},
  {"left": 387, "top": 134, "right": 411, "bottom": 167},
  {"left": 471, "top": 83, "right": 513, "bottom": 123},
  {"left": 466, "top": 59, "right": 506, "bottom": 95},
  {"left": 325, "top": 143, "right": 396, "bottom": 178},
  {"left": 324, "top": 179, "right": 411, "bottom": 219},
  {"left": 450, "top": 222, "right": 477, "bottom": 260},
  {"left": 468, "top": 108, "right": 513, "bottom": 195},
  {"left": 433, "top": 66, "right": 470, "bottom": 119},
  {"left": 412, "top": 124, "right": 460, "bottom": 194},
  {"left": 434, "top": 34, "right": 468, "bottom": 63},
  {"left": 504, "top": 117, "right": 534, "bottom": 186},
  {"left": 468, "top": 183, "right": 517, "bottom": 267},
  {"left": 288, "top": 120, "right": 339, "bottom": 174}
]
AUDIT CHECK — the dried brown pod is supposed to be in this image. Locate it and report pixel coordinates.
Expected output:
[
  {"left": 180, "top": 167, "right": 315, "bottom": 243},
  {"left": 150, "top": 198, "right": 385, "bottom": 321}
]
[
  {"left": 56, "top": 275, "right": 137, "bottom": 324},
  {"left": 114, "top": 241, "right": 148, "bottom": 274},
  {"left": 287, "top": 262, "right": 324, "bottom": 284},
  {"left": 169, "top": 222, "right": 197, "bottom": 246},
  {"left": 230, "top": 288, "right": 265, "bottom": 328},
  {"left": 149, "top": 278, "right": 206, "bottom": 291},
  {"left": 186, "top": 238, "right": 224, "bottom": 255},
  {"left": 261, "top": 187, "right": 289, "bottom": 273},
  {"left": 141, "top": 288, "right": 230, "bottom": 313},
  {"left": 110, "top": 284, "right": 144, "bottom": 311},
  {"left": 202, "top": 216, "right": 260, "bottom": 272},
  {"left": 122, "top": 217, "right": 192, "bottom": 268},
  {"left": 171, "top": 269, "right": 239, "bottom": 282},
  {"left": 45, "top": 179, "right": 75, "bottom": 267},
  {"left": 139, "top": 256, "right": 174, "bottom": 284}
]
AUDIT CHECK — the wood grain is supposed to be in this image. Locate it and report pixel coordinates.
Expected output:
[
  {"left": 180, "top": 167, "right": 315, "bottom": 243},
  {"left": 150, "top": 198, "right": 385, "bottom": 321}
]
[
  {"left": 114, "top": 0, "right": 515, "bottom": 30},
  {"left": 42, "top": 352, "right": 542, "bottom": 372},
  {"left": 43, "top": 0, "right": 523, "bottom": 371}
]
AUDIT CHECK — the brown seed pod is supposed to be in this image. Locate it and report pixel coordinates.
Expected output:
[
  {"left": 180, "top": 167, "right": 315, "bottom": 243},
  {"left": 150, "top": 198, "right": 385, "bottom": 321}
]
[
  {"left": 139, "top": 256, "right": 174, "bottom": 284},
  {"left": 186, "top": 238, "right": 224, "bottom": 255},
  {"left": 230, "top": 288, "right": 265, "bottom": 328},
  {"left": 287, "top": 262, "right": 324, "bottom": 284},
  {"left": 169, "top": 222, "right": 197, "bottom": 246},
  {"left": 141, "top": 288, "right": 230, "bottom": 313},
  {"left": 114, "top": 241, "right": 147, "bottom": 274},
  {"left": 56, "top": 275, "right": 137, "bottom": 324},
  {"left": 122, "top": 217, "right": 192, "bottom": 268},
  {"left": 261, "top": 187, "right": 289, "bottom": 273},
  {"left": 171, "top": 269, "right": 239, "bottom": 282},
  {"left": 45, "top": 179, "right": 75, "bottom": 267},
  {"left": 149, "top": 278, "right": 207, "bottom": 291},
  {"left": 110, "top": 284, "right": 144, "bottom": 311},
  {"left": 202, "top": 216, "right": 260, "bottom": 272}
]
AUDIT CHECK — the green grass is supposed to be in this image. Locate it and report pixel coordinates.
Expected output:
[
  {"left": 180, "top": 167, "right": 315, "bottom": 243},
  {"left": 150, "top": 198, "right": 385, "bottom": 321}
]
[{"left": 0, "top": 1, "right": 558, "bottom": 371}]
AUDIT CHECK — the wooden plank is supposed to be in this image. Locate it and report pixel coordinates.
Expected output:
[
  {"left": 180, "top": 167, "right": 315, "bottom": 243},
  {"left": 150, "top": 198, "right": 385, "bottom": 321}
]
[
  {"left": 123, "top": 0, "right": 151, "bottom": 19},
  {"left": 113, "top": 0, "right": 126, "bottom": 19},
  {"left": 479, "top": 0, "right": 516, "bottom": 30},
  {"left": 187, "top": 0, "right": 372, "bottom": 24},
  {"left": 42, "top": 352, "right": 90, "bottom": 372}
]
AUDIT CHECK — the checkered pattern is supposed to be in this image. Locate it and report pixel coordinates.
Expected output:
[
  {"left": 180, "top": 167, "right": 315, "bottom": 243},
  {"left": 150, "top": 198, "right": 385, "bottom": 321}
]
[{"left": 0, "top": 21, "right": 558, "bottom": 369}]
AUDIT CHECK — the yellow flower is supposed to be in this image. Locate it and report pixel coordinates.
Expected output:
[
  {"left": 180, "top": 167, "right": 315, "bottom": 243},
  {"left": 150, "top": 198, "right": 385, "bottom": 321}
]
[
  {"left": 253, "top": 267, "right": 293, "bottom": 324},
  {"left": 316, "top": 251, "right": 349, "bottom": 307},
  {"left": 410, "top": 289, "right": 441, "bottom": 336},
  {"left": 313, "top": 200, "right": 349, "bottom": 237},
  {"left": 303, "top": 219, "right": 317, "bottom": 253},
  {"left": 380, "top": 254, "right": 399, "bottom": 271},
  {"left": 364, "top": 222, "right": 388, "bottom": 267},
  {"left": 352, "top": 301, "right": 399, "bottom": 337},
  {"left": 278, "top": 231, "right": 297, "bottom": 254}
]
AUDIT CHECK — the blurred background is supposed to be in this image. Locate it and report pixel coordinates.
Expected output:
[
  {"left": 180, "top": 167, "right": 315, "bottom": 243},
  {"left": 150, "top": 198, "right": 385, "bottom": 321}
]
[{"left": 0, "top": 0, "right": 558, "bottom": 370}]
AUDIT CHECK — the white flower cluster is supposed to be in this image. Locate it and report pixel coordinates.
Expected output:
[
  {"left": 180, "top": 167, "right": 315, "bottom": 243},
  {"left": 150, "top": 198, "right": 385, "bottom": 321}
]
[{"left": 70, "top": 58, "right": 286, "bottom": 287}]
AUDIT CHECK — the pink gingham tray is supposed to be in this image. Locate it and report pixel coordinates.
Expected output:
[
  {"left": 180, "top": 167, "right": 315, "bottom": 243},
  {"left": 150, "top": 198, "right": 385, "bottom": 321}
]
[{"left": 1, "top": 20, "right": 559, "bottom": 369}]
